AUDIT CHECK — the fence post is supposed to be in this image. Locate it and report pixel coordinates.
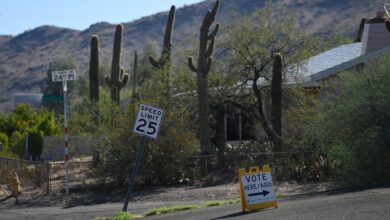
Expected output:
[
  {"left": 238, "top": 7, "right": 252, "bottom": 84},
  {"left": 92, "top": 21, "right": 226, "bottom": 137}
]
[
  {"left": 45, "top": 162, "right": 51, "bottom": 195},
  {"left": 205, "top": 156, "right": 208, "bottom": 176}
]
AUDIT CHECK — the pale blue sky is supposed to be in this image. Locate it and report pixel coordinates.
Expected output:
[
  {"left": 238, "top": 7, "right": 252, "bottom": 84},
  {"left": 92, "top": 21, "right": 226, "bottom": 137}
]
[{"left": 0, "top": 0, "right": 203, "bottom": 36}]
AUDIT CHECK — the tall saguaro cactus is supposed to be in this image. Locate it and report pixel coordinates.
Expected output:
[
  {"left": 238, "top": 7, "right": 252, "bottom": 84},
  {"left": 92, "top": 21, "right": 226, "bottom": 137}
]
[
  {"left": 105, "top": 24, "right": 129, "bottom": 105},
  {"left": 149, "top": 5, "right": 176, "bottom": 69},
  {"left": 89, "top": 35, "right": 100, "bottom": 124},
  {"left": 188, "top": 0, "right": 220, "bottom": 168},
  {"left": 271, "top": 53, "right": 283, "bottom": 151},
  {"left": 131, "top": 51, "right": 138, "bottom": 104}
]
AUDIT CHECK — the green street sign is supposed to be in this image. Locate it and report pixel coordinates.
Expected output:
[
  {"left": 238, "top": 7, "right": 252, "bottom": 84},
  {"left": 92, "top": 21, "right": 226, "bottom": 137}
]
[{"left": 42, "top": 94, "right": 64, "bottom": 103}]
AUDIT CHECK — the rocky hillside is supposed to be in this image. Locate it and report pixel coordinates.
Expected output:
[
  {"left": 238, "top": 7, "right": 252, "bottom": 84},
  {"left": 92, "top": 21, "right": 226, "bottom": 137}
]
[{"left": 0, "top": 0, "right": 380, "bottom": 110}]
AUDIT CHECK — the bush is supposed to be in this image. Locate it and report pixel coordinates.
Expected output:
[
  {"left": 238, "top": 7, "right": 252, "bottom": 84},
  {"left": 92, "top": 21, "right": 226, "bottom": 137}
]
[
  {"left": 9, "top": 131, "right": 25, "bottom": 157},
  {"left": 305, "top": 55, "right": 390, "bottom": 185},
  {"left": 96, "top": 102, "right": 198, "bottom": 186},
  {"left": 0, "top": 132, "right": 9, "bottom": 151}
]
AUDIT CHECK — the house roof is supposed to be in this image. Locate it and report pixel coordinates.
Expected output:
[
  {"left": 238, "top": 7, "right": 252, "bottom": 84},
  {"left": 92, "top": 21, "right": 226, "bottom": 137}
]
[
  {"left": 13, "top": 93, "right": 43, "bottom": 109},
  {"left": 293, "top": 42, "right": 390, "bottom": 85}
]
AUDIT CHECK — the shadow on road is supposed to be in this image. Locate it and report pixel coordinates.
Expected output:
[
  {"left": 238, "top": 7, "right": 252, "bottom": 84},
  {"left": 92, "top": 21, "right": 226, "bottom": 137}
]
[
  {"left": 0, "top": 195, "right": 13, "bottom": 204},
  {"left": 284, "top": 184, "right": 390, "bottom": 201},
  {"left": 210, "top": 211, "right": 247, "bottom": 220},
  {"left": 211, "top": 208, "right": 273, "bottom": 220}
]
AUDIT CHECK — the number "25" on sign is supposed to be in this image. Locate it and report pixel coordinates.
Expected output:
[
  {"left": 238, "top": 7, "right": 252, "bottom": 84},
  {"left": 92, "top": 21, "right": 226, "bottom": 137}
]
[{"left": 133, "top": 104, "right": 164, "bottom": 139}]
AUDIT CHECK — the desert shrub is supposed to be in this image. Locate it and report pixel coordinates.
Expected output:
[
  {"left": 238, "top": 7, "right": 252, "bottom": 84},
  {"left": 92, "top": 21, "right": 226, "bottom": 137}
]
[
  {"left": 305, "top": 55, "right": 390, "bottom": 185},
  {"left": 9, "top": 131, "right": 25, "bottom": 157},
  {"left": 0, "top": 132, "right": 8, "bottom": 151},
  {"left": 95, "top": 102, "right": 198, "bottom": 186},
  {"left": 0, "top": 150, "right": 18, "bottom": 158},
  {"left": 91, "top": 64, "right": 199, "bottom": 186}
]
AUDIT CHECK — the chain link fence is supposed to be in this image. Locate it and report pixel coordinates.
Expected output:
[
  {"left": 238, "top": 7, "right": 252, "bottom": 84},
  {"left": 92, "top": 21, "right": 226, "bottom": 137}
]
[
  {"left": 1, "top": 151, "right": 328, "bottom": 196},
  {"left": 0, "top": 156, "right": 50, "bottom": 197},
  {"left": 0, "top": 157, "right": 98, "bottom": 197},
  {"left": 184, "top": 151, "right": 328, "bottom": 183}
]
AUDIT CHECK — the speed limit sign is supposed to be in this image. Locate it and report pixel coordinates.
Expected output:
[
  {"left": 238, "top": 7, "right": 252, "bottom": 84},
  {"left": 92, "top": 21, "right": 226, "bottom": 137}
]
[{"left": 133, "top": 104, "right": 164, "bottom": 139}]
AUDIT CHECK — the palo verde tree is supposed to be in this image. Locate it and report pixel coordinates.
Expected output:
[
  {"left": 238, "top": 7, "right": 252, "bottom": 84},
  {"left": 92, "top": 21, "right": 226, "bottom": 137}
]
[
  {"left": 227, "top": 3, "right": 317, "bottom": 149},
  {"left": 187, "top": 0, "right": 220, "bottom": 167}
]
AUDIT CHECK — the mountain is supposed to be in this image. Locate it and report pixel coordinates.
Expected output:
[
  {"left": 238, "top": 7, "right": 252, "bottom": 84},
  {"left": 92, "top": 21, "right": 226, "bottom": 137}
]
[{"left": 0, "top": 0, "right": 380, "bottom": 110}]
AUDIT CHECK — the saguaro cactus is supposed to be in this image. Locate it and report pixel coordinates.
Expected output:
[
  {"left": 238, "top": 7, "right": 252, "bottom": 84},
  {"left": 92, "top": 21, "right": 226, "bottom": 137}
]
[
  {"left": 271, "top": 53, "right": 283, "bottom": 151},
  {"left": 131, "top": 51, "right": 138, "bottom": 104},
  {"left": 149, "top": 5, "right": 176, "bottom": 69},
  {"left": 105, "top": 24, "right": 129, "bottom": 105},
  {"left": 89, "top": 35, "right": 100, "bottom": 124},
  {"left": 187, "top": 0, "right": 220, "bottom": 171}
]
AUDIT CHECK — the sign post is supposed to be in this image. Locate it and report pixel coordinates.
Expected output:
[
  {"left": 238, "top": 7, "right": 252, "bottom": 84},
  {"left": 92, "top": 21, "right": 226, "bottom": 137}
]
[
  {"left": 122, "top": 104, "right": 164, "bottom": 211},
  {"left": 239, "top": 165, "right": 278, "bottom": 212},
  {"left": 51, "top": 69, "right": 77, "bottom": 196}
]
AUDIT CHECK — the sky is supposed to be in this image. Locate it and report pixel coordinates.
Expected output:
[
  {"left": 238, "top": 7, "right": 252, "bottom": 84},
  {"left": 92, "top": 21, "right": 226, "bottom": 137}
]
[{"left": 0, "top": 0, "right": 203, "bottom": 36}]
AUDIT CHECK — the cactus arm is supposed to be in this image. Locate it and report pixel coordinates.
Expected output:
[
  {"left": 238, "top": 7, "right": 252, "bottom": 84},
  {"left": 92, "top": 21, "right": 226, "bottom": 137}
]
[
  {"left": 163, "top": 5, "right": 176, "bottom": 52},
  {"left": 149, "top": 56, "right": 161, "bottom": 69},
  {"left": 206, "top": 37, "right": 215, "bottom": 58},
  {"left": 203, "top": 57, "right": 212, "bottom": 77},
  {"left": 111, "top": 24, "right": 123, "bottom": 84},
  {"left": 202, "top": 0, "right": 219, "bottom": 28},
  {"left": 120, "top": 74, "right": 129, "bottom": 89},
  {"left": 208, "top": 24, "right": 220, "bottom": 40},
  {"left": 120, "top": 67, "right": 125, "bottom": 79},
  {"left": 149, "top": 5, "right": 176, "bottom": 69},
  {"left": 119, "top": 67, "right": 129, "bottom": 88},
  {"left": 188, "top": 57, "right": 198, "bottom": 73}
]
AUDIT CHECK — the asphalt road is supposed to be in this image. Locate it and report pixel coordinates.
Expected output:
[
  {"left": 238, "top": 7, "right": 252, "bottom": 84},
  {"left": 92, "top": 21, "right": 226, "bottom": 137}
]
[
  {"left": 0, "top": 187, "right": 389, "bottom": 220},
  {"left": 143, "top": 187, "right": 390, "bottom": 220}
]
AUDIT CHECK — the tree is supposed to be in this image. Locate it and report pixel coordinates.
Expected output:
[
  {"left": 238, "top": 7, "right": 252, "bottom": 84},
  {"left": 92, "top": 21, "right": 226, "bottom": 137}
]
[
  {"left": 305, "top": 55, "right": 390, "bottom": 184},
  {"left": 0, "top": 104, "right": 58, "bottom": 159},
  {"left": 227, "top": 3, "right": 318, "bottom": 149}
]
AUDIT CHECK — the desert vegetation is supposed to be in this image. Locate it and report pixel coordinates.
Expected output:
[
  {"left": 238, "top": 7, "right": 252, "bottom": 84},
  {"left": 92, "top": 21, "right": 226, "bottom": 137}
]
[{"left": 0, "top": 1, "right": 389, "bottom": 190}]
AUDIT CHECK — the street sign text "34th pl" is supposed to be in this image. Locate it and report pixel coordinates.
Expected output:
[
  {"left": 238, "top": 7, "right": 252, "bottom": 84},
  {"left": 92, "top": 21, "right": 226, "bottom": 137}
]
[{"left": 52, "top": 70, "right": 77, "bottom": 82}]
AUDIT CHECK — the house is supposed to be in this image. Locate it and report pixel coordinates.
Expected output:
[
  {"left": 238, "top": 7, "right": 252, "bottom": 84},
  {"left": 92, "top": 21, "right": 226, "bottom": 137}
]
[
  {"left": 227, "top": 10, "right": 390, "bottom": 142},
  {"left": 13, "top": 93, "right": 43, "bottom": 109},
  {"left": 296, "top": 11, "right": 390, "bottom": 86}
]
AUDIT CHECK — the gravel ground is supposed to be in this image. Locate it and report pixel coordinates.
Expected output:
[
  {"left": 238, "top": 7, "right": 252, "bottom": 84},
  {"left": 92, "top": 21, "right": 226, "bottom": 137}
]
[{"left": 0, "top": 181, "right": 332, "bottom": 209}]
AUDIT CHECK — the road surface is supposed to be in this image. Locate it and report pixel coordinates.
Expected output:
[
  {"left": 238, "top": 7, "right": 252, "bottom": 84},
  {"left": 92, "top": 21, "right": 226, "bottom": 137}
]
[
  {"left": 0, "top": 186, "right": 389, "bottom": 220},
  {"left": 144, "top": 186, "right": 390, "bottom": 220}
]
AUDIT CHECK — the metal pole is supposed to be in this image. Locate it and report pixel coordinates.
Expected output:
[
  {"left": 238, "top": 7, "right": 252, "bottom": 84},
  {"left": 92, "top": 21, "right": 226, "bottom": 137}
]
[
  {"left": 122, "top": 136, "right": 146, "bottom": 212},
  {"left": 63, "top": 81, "right": 69, "bottom": 196}
]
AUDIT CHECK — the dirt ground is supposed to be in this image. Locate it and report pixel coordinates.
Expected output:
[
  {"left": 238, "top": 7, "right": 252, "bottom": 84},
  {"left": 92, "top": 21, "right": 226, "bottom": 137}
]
[{"left": 0, "top": 181, "right": 332, "bottom": 209}]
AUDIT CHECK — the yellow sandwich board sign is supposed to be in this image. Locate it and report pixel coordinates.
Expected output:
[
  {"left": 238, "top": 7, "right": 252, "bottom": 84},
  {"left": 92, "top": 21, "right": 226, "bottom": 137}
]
[{"left": 239, "top": 165, "right": 278, "bottom": 212}]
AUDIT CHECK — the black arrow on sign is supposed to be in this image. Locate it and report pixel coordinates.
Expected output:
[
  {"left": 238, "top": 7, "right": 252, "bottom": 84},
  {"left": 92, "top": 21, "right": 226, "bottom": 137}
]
[{"left": 248, "top": 190, "right": 270, "bottom": 197}]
